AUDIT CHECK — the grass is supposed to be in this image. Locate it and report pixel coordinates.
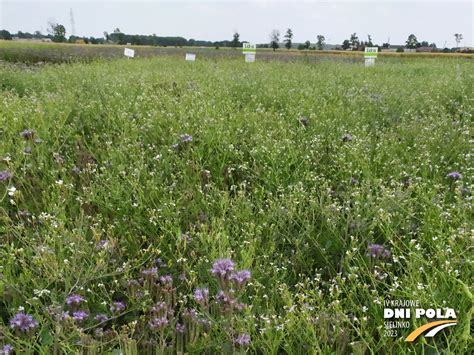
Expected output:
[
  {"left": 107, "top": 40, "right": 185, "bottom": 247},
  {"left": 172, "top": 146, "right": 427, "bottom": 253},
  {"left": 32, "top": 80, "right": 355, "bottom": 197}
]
[{"left": 0, "top": 53, "right": 473, "bottom": 354}]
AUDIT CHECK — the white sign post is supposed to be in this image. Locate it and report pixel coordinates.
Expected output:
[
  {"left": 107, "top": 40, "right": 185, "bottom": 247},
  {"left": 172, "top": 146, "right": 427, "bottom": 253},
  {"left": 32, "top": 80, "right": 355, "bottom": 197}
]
[
  {"left": 185, "top": 53, "right": 196, "bottom": 61},
  {"left": 364, "top": 47, "right": 378, "bottom": 66},
  {"left": 124, "top": 48, "right": 135, "bottom": 58},
  {"left": 243, "top": 43, "right": 256, "bottom": 63},
  {"left": 245, "top": 54, "right": 255, "bottom": 63}
]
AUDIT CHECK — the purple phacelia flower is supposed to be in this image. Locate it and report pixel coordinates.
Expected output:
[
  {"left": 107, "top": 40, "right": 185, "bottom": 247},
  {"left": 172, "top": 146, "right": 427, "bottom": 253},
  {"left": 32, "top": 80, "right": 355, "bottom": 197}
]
[
  {"left": 211, "top": 258, "right": 235, "bottom": 277},
  {"left": 66, "top": 294, "right": 85, "bottom": 306},
  {"left": 110, "top": 301, "right": 125, "bottom": 313},
  {"left": 235, "top": 303, "right": 247, "bottom": 312},
  {"left": 149, "top": 316, "right": 169, "bottom": 330},
  {"left": 1, "top": 344, "right": 13, "bottom": 355},
  {"left": 175, "top": 323, "right": 185, "bottom": 334},
  {"left": 94, "top": 314, "right": 108, "bottom": 322},
  {"left": 95, "top": 240, "right": 109, "bottom": 250},
  {"left": 446, "top": 171, "right": 462, "bottom": 180},
  {"left": 180, "top": 134, "right": 193, "bottom": 143},
  {"left": 350, "top": 177, "right": 359, "bottom": 185},
  {"left": 160, "top": 275, "right": 173, "bottom": 285},
  {"left": 142, "top": 267, "right": 158, "bottom": 277},
  {"left": 193, "top": 288, "right": 209, "bottom": 303},
  {"left": 23, "top": 146, "right": 32, "bottom": 154},
  {"left": 9, "top": 312, "right": 39, "bottom": 332},
  {"left": 34, "top": 138, "right": 42, "bottom": 144},
  {"left": 0, "top": 171, "right": 12, "bottom": 182},
  {"left": 72, "top": 310, "right": 88, "bottom": 322},
  {"left": 20, "top": 129, "right": 36, "bottom": 140},
  {"left": 151, "top": 302, "right": 166, "bottom": 313},
  {"left": 216, "top": 290, "right": 236, "bottom": 309},
  {"left": 60, "top": 311, "right": 71, "bottom": 321},
  {"left": 342, "top": 133, "right": 353, "bottom": 142},
  {"left": 366, "top": 244, "right": 391, "bottom": 259},
  {"left": 184, "top": 308, "right": 198, "bottom": 320},
  {"left": 230, "top": 270, "right": 251, "bottom": 286},
  {"left": 234, "top": 334, "right": 251, "bottom": 347},
  {"left": 299, "top": 116, "right": 309, "bottom": 127}
]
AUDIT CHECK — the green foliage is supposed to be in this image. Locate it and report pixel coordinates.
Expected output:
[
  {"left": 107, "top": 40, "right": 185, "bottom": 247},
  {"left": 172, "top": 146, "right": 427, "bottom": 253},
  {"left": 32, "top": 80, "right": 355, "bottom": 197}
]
[
  {"left": 406, "top": 34, "right": 419, "bottom": 49},
  {"left": 316, "top": 35, "right": 325, "bottom": 50},
  {"left": 270, "top": 29, "right": 280, "bottom": 51},
  {"left": 0, "top": 30, "right": 12, "bottom": 40},
  {"left": 231, "top": 32, "right": 241, "bottom": 48},
  {"left": 0, "top": 54, "right": 472, "bottom": 354},
  {"left": 284, "top": 28, "right": 293, "bottom": 50}
]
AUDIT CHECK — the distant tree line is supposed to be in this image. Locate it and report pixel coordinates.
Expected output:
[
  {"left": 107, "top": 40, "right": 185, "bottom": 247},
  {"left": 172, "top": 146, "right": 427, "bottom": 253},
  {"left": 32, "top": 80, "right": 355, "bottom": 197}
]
[
  {"left": 0, "top": 26, "right": 471, "bottom": 53},
  {"left": 0, "top": 27, "right": 243, "bottom": 48}
]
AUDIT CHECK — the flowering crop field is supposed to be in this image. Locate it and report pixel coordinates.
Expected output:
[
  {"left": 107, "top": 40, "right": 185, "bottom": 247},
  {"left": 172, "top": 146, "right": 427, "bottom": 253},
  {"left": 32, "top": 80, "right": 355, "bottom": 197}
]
[{"left": 0, "top": 55, "right": 473, "bottom": 354}]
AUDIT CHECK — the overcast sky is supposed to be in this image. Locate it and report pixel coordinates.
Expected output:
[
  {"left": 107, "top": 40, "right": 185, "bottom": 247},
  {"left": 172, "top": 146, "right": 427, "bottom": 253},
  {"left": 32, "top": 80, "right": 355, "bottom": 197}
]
[{"left": 0, "top": 1, "right": 472, "bottom": 47}]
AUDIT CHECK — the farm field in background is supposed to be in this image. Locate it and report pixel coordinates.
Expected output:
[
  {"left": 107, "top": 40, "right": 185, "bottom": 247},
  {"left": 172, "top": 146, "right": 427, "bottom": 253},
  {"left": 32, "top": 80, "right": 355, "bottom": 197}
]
[
  {"left": 0, "top": 40, "right": 473, "bottom": 64},
  {"left": 0, "top": 49, "right": 473, "bottom": 354}
]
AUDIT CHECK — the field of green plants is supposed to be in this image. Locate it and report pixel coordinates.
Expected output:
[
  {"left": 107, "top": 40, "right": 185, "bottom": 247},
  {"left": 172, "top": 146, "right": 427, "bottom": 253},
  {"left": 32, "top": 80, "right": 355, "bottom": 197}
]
[{"left": 0, "top": 52, "right": 472, "bottom": 354}]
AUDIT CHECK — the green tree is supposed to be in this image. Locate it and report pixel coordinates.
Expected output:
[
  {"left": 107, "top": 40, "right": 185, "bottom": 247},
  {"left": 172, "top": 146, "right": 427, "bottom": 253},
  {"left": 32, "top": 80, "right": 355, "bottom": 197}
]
[
  {"left": 405, "top": 34, "right": 419, "bottom": 49},
  {"left": 349, "top": 33, "right": 359, "bottom": 50},
  {"left": 270, "top": 29, "right": 280, "bottom": 51},
  {"left": 48, "top": 23, "right": 66, "bottom": 42},
  {"left": 304, "top": 40, "right": 311, "bottom": 49},
  {"left": 366, "top": 34, "right": 374, "bottom": 47},
  {"left": 454, "top": 33, "right": 463, "bottom": 48},
  {"left": 342, "top": 39, "right": 350, "bottom": 50},
  {"left": 284, "top": 28, "right": 293, "bottom": 50},
  {"left": 0, "top": 29, "right": 12, "bottom": 40},
  {"left": 231, "top": 31, "right": 240, "bottom": 48},
  {"left": 316, "top": 35, "right": 325, "bottom": 50}
]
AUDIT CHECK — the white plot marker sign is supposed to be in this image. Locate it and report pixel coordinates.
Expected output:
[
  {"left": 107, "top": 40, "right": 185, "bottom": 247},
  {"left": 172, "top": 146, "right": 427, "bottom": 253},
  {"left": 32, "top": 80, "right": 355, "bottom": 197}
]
[
  {"left": 124, "top": 48, "right": 135, "bottom": 58},
  {"left": 185, "top": 53, "right": 196, "bottom": 61},
  {"left": 245, "top": 54, "right": 255, "bottom": 63},
  {"left": 243, "top": 42, "right": 256, "bottom": 62},
  {"left": 364, "top": 47, "right": 378, "bottom": 66}
]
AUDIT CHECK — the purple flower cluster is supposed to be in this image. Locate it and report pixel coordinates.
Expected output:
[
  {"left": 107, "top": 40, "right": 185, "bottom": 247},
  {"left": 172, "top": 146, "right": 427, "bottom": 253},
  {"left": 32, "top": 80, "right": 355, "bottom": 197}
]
[
  {"left": 110, "top": 301, "right": 125, "bottom": 313},
  {"left": 193, "top": 287, "right": 209, "bottom": 304},
  {"left": 234, "top": 333, "right": 251, "bottom": 347},
  {"left": 0, "top": 171, "right": 12, "bottom": 182},
  {"left": 160, "top": 274, "right": 173, "bottom": 285},
  {"left": 342, "top": 133, "right": 353, "bottom": 142},
  {"left": 211, "top": 258, "right": 235, "bottom": 278},
  {"left": 9, "top": 312, "right": 39, "bottom": 333},
  {"left": 72, "top": 310, "right": 88, "bottom": 322},
  {"left": 366, "top": 243, "right": 391, "bottom": 259},
  {"left": 446, "top": 171, "right": 462, "bottom": 180},
  {"left": 172, "top": 133, "right": 193, "bottom": 150},
  {"left": 66, "top": 294, "right": 85, "bottom": 306},
  {"left": 175, "top": 322, "right": 186, "bottom": 334},
  {"left": 180, "top": 134, "right": 193, "bottom": 143},
  {"left": 95, "top": 240, "right": 109, "bottom": 250},
  {"left": 20, "top": 129, "right": 36, "bottom": 140},
  {"left": 230, "top": 270, "right": 251, "bottom": 287},
  {"left": 142, "top": 267, "right": 158, "bottom": 277},
  {"left": 0, "top": 344, "right": 13, "bottom": 355},
  {"left": 149, "top": 316, "right": 169, "bottom": 330},
  {"left": 94, "top": 313, "right": 108, "bottom": 323}
]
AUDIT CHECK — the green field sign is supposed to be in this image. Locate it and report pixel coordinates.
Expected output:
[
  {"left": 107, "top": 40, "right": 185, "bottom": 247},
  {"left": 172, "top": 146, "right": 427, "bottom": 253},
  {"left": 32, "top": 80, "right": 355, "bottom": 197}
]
[
  {"left": 243, "top": 43, "right": 256, "bottom": 54},
  {"left": 364, "top": 47, "right": 378, "bottom": 58}
]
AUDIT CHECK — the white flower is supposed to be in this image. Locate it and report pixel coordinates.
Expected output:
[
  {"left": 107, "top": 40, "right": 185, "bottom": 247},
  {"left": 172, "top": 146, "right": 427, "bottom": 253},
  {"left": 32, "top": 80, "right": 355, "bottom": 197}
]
[{"left": 7, "top": 186, "right": 16, "bottom": 196}]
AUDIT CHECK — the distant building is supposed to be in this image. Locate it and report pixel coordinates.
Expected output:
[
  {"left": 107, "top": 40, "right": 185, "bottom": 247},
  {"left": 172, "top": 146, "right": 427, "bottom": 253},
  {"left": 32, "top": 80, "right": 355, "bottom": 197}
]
[{"left": 416, "top": 47, "right": 434, "bottom": 53}]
